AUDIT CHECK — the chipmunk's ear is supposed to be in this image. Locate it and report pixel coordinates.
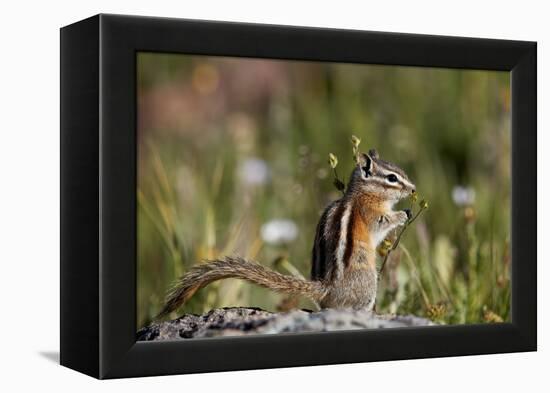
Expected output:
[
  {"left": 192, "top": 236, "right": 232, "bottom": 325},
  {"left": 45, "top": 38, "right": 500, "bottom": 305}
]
[
  {"left": 359, "top": 153, "right": 373, "bottom": 177},
  {"left": 368, "top": 149, "right": 379, "bottom": 159}
]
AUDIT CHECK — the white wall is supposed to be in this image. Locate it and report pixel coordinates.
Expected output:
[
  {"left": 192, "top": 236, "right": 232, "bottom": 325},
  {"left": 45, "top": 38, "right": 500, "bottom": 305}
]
[{"left": 0, "top": 0, "right": 545, "bottom": 391}]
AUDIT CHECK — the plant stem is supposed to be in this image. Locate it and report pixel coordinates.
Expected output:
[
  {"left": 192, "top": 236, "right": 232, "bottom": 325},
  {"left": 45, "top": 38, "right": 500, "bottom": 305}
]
[
  {"left": 379, "top": 206, "right": 426, "bottom": 275},
  {"left": 333, "top": 168, "right": 345, "bottom": 196}
]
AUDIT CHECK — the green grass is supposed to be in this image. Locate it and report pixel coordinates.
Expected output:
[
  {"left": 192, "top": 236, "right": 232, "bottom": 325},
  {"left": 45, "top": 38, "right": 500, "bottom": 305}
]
[{"left": 137, "top": 53, "right": 511, "bottom": 329}]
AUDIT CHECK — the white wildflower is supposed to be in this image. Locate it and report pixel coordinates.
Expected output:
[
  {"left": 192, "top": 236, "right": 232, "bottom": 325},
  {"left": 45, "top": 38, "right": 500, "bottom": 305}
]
[
  {"left": 238, "top": 158, "right": 269, "bottom": 186},
  {"left": 260, "top": 219, "right": 298, "bottom": 245},
  {"left": 452, "top": 185, "right": 476, "bottom": 207}
]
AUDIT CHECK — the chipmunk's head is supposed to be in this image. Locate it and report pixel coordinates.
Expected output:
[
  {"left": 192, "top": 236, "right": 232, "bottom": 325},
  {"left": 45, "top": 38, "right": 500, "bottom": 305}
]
[{"left": 349, "top": 149, "right": 416, "bottom": 204}]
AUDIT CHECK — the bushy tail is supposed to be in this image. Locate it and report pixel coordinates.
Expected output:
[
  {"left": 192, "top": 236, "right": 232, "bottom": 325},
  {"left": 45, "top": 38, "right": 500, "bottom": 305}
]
[{"left": 157, "top": 256, "right": 326, "bottom": 318}]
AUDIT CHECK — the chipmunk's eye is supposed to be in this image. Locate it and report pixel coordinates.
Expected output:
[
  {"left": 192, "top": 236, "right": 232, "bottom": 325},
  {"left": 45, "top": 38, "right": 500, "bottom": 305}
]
[{"left": 386, "top": 174, "right": 398, "bottom": 183}]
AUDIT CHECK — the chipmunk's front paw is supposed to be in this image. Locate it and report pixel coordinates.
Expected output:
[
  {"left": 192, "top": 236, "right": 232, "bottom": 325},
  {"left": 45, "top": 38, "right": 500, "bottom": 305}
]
[
  {"left": 396, "top": 210, "right": 409, "bottom": 226},
  {"left": 403, "top": 209, "right": 412, "bottom": 220}
]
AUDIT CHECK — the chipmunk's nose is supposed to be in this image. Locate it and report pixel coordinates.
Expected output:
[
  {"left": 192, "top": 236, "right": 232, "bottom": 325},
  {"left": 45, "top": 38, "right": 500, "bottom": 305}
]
[{"left": 411, "top": 188, "right": 416, "bottom": 194}]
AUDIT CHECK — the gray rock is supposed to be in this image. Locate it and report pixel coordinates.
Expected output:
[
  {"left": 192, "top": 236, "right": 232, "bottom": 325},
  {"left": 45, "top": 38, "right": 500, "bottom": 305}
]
[{"left": 137, "top": 307, "right": 435, "bottom": 341}]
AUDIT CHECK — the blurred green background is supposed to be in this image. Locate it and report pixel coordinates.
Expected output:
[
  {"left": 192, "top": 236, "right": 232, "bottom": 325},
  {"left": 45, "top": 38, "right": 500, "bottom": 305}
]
[{"left": 137, "top": 52, "right": 511, "bottom": 329}]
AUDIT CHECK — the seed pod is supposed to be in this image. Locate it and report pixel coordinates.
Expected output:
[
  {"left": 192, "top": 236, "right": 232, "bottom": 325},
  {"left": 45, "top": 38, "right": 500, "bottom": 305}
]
[
  {"left": 350, "top": 135, "right": 361, "bottom": 148},
  {"left": 328, "top": 153, "right": 338, "bottom": 169}
]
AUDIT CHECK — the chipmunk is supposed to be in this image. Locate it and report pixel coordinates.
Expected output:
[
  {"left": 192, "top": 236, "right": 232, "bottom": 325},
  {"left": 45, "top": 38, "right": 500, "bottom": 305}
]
[{"left": 158, "top": 149, "right": 415, "bottom": 317}]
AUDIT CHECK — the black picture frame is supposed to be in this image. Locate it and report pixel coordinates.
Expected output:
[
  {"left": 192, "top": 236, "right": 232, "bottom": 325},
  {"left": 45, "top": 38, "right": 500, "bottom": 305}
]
[{"left": 60, "top": 14, "right": 536, "bottom": 379}]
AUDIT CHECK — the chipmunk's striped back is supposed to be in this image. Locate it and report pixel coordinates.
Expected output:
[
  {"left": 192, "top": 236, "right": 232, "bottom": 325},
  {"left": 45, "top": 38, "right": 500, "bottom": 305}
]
[
  {"left": 311, "top": 196, "right": 377, "bottom": 282},
  {"left": 311, "top": 200, "right": 350, "bottom": 283}
]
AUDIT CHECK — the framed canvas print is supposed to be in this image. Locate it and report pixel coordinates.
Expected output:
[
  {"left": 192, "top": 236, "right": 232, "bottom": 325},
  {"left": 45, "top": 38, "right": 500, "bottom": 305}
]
[{"left": 60, "top": 14, "right": 536, "bottom": 379}]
